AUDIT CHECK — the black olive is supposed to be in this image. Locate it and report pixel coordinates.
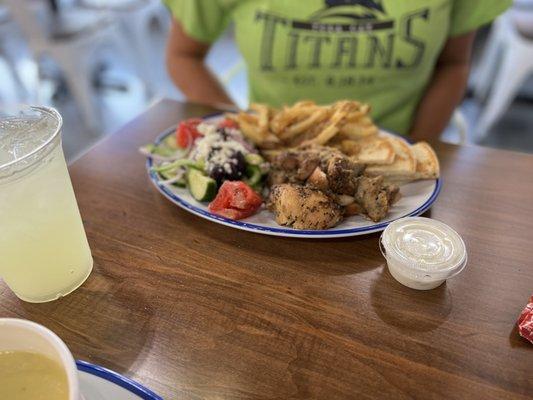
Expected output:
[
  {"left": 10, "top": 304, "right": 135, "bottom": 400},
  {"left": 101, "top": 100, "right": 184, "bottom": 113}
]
[{"left": 208, "top": 151, "right": 246, "bottom": 186}]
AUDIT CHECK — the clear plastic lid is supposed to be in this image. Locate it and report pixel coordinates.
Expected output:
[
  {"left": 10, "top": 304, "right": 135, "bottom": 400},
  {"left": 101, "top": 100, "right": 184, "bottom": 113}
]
[
  {"left": 0, "top": 105, "right": 61, "bottom": 179},
  {"left": 380, "top": 217, "right": 467, "bottom": 280}
]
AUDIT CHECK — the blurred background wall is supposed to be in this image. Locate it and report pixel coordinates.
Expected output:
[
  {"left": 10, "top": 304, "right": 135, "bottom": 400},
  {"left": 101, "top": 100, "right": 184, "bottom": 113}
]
[{"left": 1, "top": 0, "right": 532, "bottom": 163}]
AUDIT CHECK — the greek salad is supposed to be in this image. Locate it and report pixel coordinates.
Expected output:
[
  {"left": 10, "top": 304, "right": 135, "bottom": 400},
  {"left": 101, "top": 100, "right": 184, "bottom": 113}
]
[{"left": 141, "top": 118, "right": 269, "bottom": 220}]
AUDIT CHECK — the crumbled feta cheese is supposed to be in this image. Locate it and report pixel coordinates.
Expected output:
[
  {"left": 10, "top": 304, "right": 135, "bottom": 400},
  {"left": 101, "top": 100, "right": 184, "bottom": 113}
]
[{"left": 192, "top": 123, "right": 250, "bottom": 174}]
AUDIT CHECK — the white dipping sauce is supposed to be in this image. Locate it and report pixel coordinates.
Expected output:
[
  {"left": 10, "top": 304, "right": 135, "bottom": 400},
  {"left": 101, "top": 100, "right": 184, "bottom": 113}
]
[{"left": 380, "top": 217, "right": 467, "bottom": 290}]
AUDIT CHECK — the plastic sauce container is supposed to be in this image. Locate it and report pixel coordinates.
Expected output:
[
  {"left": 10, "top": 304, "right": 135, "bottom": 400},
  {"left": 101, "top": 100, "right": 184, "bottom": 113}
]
[{"left": 380, "top": 217, "right": 467, "bottom": 290}]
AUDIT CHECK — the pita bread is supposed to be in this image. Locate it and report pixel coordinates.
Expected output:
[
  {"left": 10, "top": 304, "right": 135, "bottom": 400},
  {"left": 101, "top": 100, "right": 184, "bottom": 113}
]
[
  {"left": 345, "top": 137, "right": 395, "bottom": 165},
  {"left": 365, "top": 137, "right": 416, "bottom": 177},
  {"left": 411, "top": 141, "right": 440, "bottom": 179}
]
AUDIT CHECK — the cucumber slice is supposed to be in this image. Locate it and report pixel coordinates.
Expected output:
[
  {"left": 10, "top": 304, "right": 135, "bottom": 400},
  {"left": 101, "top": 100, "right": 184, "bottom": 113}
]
[
  {"left": 158, "top": 169, "right": 176, "bottom": 180},
  {"left": 245, "top": 153, "right": 264, "bottom": 166},
  {"left": 245, "top": 165, "right": 262, "bottom": 187},
  {"left": 187, "top": 168, "right": 217, "bottom": 202},
  {"left": 163, "top": 135, "right": 178, "bottom": 149},
  {"left": 153, "top": 146, "right": 177, "bottom": 157},
  {"left": 190, "top": 159, "right": 205, "bottom": 171}
]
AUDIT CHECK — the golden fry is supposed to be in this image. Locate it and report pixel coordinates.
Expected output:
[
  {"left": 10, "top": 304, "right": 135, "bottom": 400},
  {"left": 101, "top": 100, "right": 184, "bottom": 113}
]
[
  {"left": 293, "top": 100, "right": 316, "bottom": 108},
  {"left": 279, "top": 107, "right": 329, "bottom": 140},
  {"left": 238, "top": 112, "right": 258, "bottom": 124},
  {"left": 359, "top": 103, "right": 371, "bottom": 115},
  {"left": 238, "top": 118, "right": 263, "bottom": 144},
  {"left": 345, "top": 110, "right": 365, "bottom": 122},
  {"left": 270, "top": 105, "right": 316, "bottom": 135},
  {"left": 250, "top": 103, "right": 269, "bottom": 136},
  {"left": 305, "top": 102, "right": 357, "bottom": 145},
  {"left": 340, "top": 140, "right": 361, "bottom": 156},
  {"left": 308, "top": 124, "right": 340, "bottom": 145},
  {"left": 359, "top": 116, "right": 374, "bottom": 126},
  {"left": 340, "top": 123, "right": 378, "bottom": 139},
  {"left": 228, "top": 100, "right": 378, "bottom": 149}
]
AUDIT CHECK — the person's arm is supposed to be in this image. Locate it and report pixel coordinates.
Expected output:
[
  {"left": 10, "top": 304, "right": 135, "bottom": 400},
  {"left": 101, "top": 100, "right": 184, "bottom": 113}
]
[
  {"left": 166, "top": 18, "right": 234, "bottom": 106},
  {"left": 409, "top": 32, "right": 476, "bottom": 141}
]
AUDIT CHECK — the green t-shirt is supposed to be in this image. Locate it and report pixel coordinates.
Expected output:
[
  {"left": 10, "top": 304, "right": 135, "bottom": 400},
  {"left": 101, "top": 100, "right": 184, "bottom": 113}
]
[{"left": 165, "top": 0, "right": 510, "bottom": 134}]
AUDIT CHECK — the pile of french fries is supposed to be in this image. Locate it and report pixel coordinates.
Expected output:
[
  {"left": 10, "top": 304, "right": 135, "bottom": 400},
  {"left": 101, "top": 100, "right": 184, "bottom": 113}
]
[
  {"left": 227, "top": 100, "right": 439, "bottom": 183},
  {"left": 227, "top": 100, "right": 378, "bottom": 149}
]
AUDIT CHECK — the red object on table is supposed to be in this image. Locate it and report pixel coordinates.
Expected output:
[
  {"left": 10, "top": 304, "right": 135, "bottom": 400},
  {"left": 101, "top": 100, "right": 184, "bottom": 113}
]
[{"left": 517, "top": 295, "right": 533, "bottom": 344}]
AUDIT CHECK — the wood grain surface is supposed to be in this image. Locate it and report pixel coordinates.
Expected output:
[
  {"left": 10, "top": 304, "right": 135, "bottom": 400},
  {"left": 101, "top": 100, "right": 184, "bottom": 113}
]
[{"left": 1, "top": 100, "right": 532, "bottom": 400}]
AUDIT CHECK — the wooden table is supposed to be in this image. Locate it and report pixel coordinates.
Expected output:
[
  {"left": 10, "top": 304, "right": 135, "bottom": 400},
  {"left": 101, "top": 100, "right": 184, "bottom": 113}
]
[{"left": 1, "top": 100, "right": 532, "bottom": 400}]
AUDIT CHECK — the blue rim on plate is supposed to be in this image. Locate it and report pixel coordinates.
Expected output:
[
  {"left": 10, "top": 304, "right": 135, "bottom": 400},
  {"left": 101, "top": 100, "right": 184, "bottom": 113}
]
[
  {"left": 145, "top": 114, "right": 442, "bottom": 238},
  {"left": 76, "top": 360, "right": 163, "bottom": 400}
]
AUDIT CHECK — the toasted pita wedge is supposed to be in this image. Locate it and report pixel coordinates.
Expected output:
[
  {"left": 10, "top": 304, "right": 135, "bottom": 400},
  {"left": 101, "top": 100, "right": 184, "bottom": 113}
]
[
  {"left": 365, "top": 137, "right": 416, "bottom": 178},
  {"left": 411, "top": 141, "right": 440, "bottom": 179},
  {"left": 350, "top": 137, "right": 395, "bottom": 165}
]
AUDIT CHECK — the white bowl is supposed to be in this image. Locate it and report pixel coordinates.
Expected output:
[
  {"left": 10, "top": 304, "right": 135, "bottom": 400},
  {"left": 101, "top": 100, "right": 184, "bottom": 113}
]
[{"left": 0, "top": 318, "right": 81, "bottom": 400}]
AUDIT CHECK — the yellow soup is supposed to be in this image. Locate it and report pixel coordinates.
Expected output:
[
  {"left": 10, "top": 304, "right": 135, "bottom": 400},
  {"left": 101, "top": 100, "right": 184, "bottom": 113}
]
[{"left": 0, "top": 351, "right": 68, "bottom": 400}]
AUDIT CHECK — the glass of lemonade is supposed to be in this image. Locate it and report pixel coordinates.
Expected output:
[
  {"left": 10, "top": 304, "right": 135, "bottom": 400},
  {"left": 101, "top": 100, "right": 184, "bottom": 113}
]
[{"left": 0, "top": 105, "right": 93, "bottom": 303}]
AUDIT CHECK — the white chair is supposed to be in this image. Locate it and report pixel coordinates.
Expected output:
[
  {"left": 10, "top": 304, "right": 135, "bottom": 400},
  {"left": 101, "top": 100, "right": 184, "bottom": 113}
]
[
  {"left": 450, "top": 110, "right": 467, "bottom": 145},
  {"left": 4, "top": 0, "right": 141, "bottom": 131},
  {"left": 79, "top": 0, "right": 170, "bottom": 96},
  {"left": 0, "top": 57, "right": 20, "bottom": 103},
  {"left": 0, "top": 6, "right": 33, "bottom": 103},
  {"left": 512, "top": 0, "right": 533, "bottom": 38},
  {"left": 472, "top": 11, "right": 533, "bottom": 141},
  {"left": 0, "top": 7, "right": 18, "bottom": 102}
]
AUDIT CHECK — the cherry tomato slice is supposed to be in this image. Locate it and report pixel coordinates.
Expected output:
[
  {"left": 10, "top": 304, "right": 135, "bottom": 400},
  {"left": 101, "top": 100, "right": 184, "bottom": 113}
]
[
  {"left": 208, "top": 181, "right": 262, "bottom": 220},
  {"left": 176, "top": 118, "right": 202, "bottom": 148}
]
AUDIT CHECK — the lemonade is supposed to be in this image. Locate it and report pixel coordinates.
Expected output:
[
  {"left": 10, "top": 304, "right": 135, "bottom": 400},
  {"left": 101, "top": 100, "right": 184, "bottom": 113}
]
[{"left": 0, "top": 106, "right": 93, "bottom": 302}]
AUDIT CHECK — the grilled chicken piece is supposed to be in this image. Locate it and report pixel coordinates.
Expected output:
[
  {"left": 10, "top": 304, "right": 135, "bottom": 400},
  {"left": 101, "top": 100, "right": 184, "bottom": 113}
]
[
  {"left": 344, "top": 202, "right": 363, "bottom": 217},
  {"left": 267, "top": 150, "right": 320, "bottom": 185},
  {"left": 297, "top": 156, "right": 320, "bottom": 180},
  {"left": 326, "top": 156, "right": 359, "bottom": 195},
  {"left": 268, "top": 145, "right": 364, "bottom": 191},
  {"left": 355, "top": 176, "right": 392, "bottom": 222},
  {"left": 307, "top": 167, "right": 329, "bottom": 190},
  {"left": 268, "top": 145, "right": 400, "bottom": 224},
  {"left": 385, "top": 184, "right": 401, "bottom": 205},
  {"left": 268, "top": 184, "right": 342, "bottom": 230}
]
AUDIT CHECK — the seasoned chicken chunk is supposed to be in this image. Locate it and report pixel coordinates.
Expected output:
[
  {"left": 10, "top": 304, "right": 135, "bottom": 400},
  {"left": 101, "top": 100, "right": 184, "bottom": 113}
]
[
  {"left": 326, "top": 155, "right": 359, "bottom": 195},
  {"left": 268, "top": 184, "right": 342, "bottom": 230},
  {"left": 268, "top": 144, "right": 364, "bottom": 191},
  {"left": 355, "top": 176, "right": 398, "bottom": 222},
  {"left": 267, "top": 144, "right": 400, "bottom": 226}
]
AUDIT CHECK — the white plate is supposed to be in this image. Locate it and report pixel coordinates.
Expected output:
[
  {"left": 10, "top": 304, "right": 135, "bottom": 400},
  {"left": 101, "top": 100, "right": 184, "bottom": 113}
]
[
  {"left": 146, "top": 114, "right": 441, "bottom": 238},
  {"left": 77, "top": 361, "right": 162, "bottom": 400}
]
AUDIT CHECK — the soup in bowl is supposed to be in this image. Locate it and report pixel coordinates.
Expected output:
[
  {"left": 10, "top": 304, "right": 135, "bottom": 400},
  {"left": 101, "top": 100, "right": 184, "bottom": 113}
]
[{"left": 0, "top": 318, "right": 81, "bottom": 400}]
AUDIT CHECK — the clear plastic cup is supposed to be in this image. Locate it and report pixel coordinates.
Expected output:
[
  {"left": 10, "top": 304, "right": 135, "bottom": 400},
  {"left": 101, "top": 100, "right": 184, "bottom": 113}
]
[
  {"left": 0, "top": 105, "right": 93, "bottom": 302},
  {"left": 379, "top": 217, "right": 467, "bottom": 290}
]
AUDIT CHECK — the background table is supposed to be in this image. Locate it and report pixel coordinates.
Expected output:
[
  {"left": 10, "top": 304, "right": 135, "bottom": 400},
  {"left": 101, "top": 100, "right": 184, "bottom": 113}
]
[{"left": 1, "top": 100, "right": 532, "bottom": 400}]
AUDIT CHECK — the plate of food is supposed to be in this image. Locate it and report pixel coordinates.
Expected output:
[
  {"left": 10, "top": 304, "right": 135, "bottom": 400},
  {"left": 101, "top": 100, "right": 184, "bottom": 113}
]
[{"left": 141, "top": 100, "right": 441, "bottom": 238}]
